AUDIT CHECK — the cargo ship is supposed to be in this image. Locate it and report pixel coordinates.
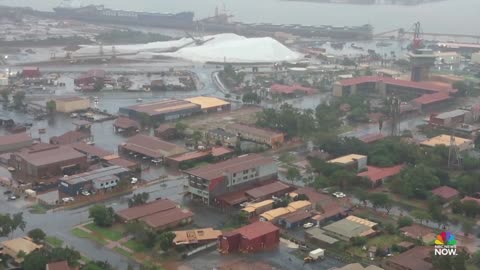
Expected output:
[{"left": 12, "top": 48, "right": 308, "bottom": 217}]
[
  {"left": 53, "top": 1, "right": 373, "bottom": 40},
  {"left": 53, "top": 1, "right": 195, "bottom": 28}
]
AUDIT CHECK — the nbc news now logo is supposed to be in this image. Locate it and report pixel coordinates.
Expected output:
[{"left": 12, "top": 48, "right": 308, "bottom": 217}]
[{"left": 434, "top": 231, "right": 457, "bottom": 256}]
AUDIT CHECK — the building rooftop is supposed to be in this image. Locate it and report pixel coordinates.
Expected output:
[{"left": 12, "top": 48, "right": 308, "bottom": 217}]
[
  {"left": 357, "top": 164, "right": 404, "bottom": 182},
  {"left": 61, "top": 166, "right": 128, "bottom": 185},
  {"left": 70, "top": 142, "right": 112, "bottom": 158},
  {"left": 0, "top": 133, "right": 32, "bottom": 146},
  {"left": 287, "top": 200, "right": 311, "bottom": 212},
  {"left": 245, "top": 181, "right": 290, "bottom": 199},
  {"left": 400, "top": 224, "right": 434, "bottom": 239},
  {"left": 121, "top": 134, "right": 185, "bottom": 158},
  {"left": 140, "top": 207, "right": 193, "bottom": 229},
  {"left": 323, "top": 216, "right": 376, "bottom": 239},
  {"left": 225, "top": 221, "right": 279, "bottom": 240},
  {"left": 211, "top": 146, "right": 234, "bottom": 157},
  {"left": 336, "top": 263, "right": 384, "bottom": 270},
  {"left": 242, "top": 199, "right": 274, "bottom": 213},
  {"left": 50, "top": 130, "right": 90, "bottom": 145},
  {"left": 185, "top": 154, "right": 275, "bottom": 181},
  {"left": 386, "top": 246, "right": 433, "bottom": 270},
  {"left": 105, "top": 156, "right": 137, "bottom": 169},
  {"left": 413, "top": 92, "right": 452, "bottom": 105},
  {"left": 421, "top": 134, "right": 473, "bottom": 148},
  {"left": 46, "top": 261, "right": 71, "bottom": 270},
  {"left": 173, "top": 228, "right": 222, "bottom": 245},
  {"left": 461, "top": 196, "right": 480, "bottom": 205},
  {"left": 328, "top": 154, "right": 366, "bottom": 165},
  {"left": 113, "top": 117, "right": 139, "bottom": 130},
  {"left": 1, "top": 237, "right": 42, "bottom": 261},
  {"left": 54, "top": 96, "right": 87, "bottom": 102},
  {"left": 226, "top": 123, "right": 283, "bottom": 139},
  {"left": 433, "top": 109, "right": 469, "bottom": 120},
  {"left": 270, "top": 84, "right": 316, "bottom": 95},
  {"left": 305, "top": 227, "right": 339, "bottom": 244},
  {"left": 15, "top": 144, "right": 85, "bottom": 167},
  {"left": 167, "top": 151, "right": 210, "bottom": 163},
  {"left": 155, "top": 124, "right": 174, "bottom": 133},
  {"left": 123, "top": 99, "right": 200, "bottom": 117},
  {"left": 338, "top": 76, "right": 456, "bottom": 94},
  {"left": 282, "top": 210, "right": 312, "bottom": 224},
  {"left": 184, "top": 96, "right": 230, "bottom": 110},
  {"left": 359, "top": 133, "right": 386, "bottom": 144},
  {"left": 116, "top": 199, "right": 177, "bottom": 221},
  {"left": 431, "top": 185, "right": 459, "bottom": 200},
  {"left": 260, "top": 207, "right": 291, "bottom": 221}
]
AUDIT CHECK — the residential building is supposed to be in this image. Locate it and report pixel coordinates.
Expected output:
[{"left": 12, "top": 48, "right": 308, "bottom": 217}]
[
  {"left": 322, "top": 216, "right": 377, "bottom": 241},
  {"left": 279, "top": 210, "right": 312, "bottom": 229},
  {"left": 305, "top": 227, "right": 339, "bottom": 248},
  {"left": 336, "top": 264, "right": 384, "bottom": 270},
  {"left": 1, "top": 237, "right": 42, "bottom": 263},
  {"left": 328, "top": 154, "right": 367, "bottom": 171},
  {"left": 116, "top": 199, "right": 193, "bottom": 231},
  {"left": 119, "top": 134, "right": 186, "bottom": 160},
  {"left": 0, "top": 133, "right": 33, "bottom": 153},
  {"left": 53, "top": 96, "right": 90, "bottom": 113},
  {"left": 357, "top": 165, "right": 404, "bottom": 187},
  {"left": 173, "top": 228, "right": 222, "bottom": 245},
  {"left": 429, "top": 109, "right": 471, "bottom": 127},
  {"left": 225, "top": 123, "right": 284, "bottom": 148},
  {"left": 184, "top": 154, "right": 277, "bottom": 205},
  {"left": 22, "top": 67, "right": 40, "bottom": 78},
  {"left": 165, "top": 147, "right": 233, "bottom": 169},
  {"left": 74, "top": 69, "right": 106, "bottom": 86},
  {"left": 420, "top": 134, "right": 474, "bottom": 151},
  {"left": 431, "top": 186, "right": 460, "bottom": 203},
  {"left": 70, "top": 142, "right": 113, "bottom": 161},
  {"left": 241, "top": 199, "right": 274, "bottom": 217},
  {"left": 259, "top": 201, "right": 311, "bottom": 222},
  {"left": 218, "top": 221, "right": 280, "bottom": 254},
  {"left": 294, "top": 187, "right": 347, "bottom": 224},
  {"left": 102, "top": 154, "right": 139, "bottom": 171},
  {"left": 46, "top": 261, "right": 72, "bottom": 270},
  {"left": 50, "top": 131, "right": 93, "bottom": 145},
  {"left": 9, "top": 144, "right": 87, "bottom": 182},
  {"left": 119, "top": 99, "right": 201, "bottom": 123},
  {"left": 399, "top": 224, "right": 435, "bottom": 243},
  {"left": 113, "top": 117, "right": 139, "bottom": 134},
  {"left": 384, "top": 246, "right": 433, "bottom": 270},
  {"left": 58, "top": 166, "right": 130, "bottom": 196},
  {"left": 270, "top": 84, "right": 316, "bottom": 96},
  {"left": 184, "top": 96, "right": 231, "bottom": 113}
]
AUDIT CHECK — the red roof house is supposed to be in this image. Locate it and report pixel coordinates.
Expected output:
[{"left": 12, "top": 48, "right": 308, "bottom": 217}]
[
  {"left": 218, "top": 221, "right": 280, "bottom": 254},
  {"left": 270, "top": 84, "right": 316, "bottom": 95},
  {"left": 431, "top": 186, "right": 460, "bottom": 201},
  {"left": 357, "top": 164, "right": 404, "bottom": 186}
]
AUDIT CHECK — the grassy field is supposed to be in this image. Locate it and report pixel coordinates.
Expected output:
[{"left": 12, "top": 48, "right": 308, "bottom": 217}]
[
  {"left": 29, "top": 204, "right": 47, "bottom": 214},
  {"left": 367, "top": 234, "right": 403, "bottom": 247},
  {"left": 84, "top": 223, "right": 123, "bottom": 241},
  {"left": 114, "top": 247, "right": 133, "bottom": 258},
  {"left": 124, "top": 239, "right": 146, "bottom": 253},
  {"left": 45, "top": 236, "right": 64, "bottom": 248},
  {"left": 71, "top": 228, "right": 108, "bottom": 246}
]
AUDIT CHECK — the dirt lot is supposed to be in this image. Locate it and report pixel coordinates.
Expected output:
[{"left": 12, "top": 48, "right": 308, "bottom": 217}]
[{"left": 183, "top": 106, "right": 261, "bottom": 131}]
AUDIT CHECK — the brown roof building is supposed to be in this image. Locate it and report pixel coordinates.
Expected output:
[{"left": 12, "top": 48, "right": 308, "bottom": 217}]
[
  {"left": 184, "top": 154, "right": 277, "bottom": 205},
  {"left": 116, "top": 199, "right": 193, "bottom": 230},
  {"left": 119, "top": 134, "right": 186, "bottom": 160},
  {"left": 173, "top": 228, "right": 222, "bottom": 245},
  {"left": 9, "top": 144, "right": 87, "bottom": 182},
  {"left": 245, "top": 181, "right": 292, "bottom": 200},
  {"left": 384, "top": 246, "right": 433, "bottom": 270},
  {"left": 53, "top": 96, "right": 90, "bottom": 113},
  {"left": 70, "top": 142, "right": 113, "bottom": 159},
  {"left": 226, "top": 123, "right": 284, "bottom": 148},
  {"left": 50, "top": 131, "right": 93, "bottom": 145},
  {"left": 119, "top": 99, "right": 201, "bottom": 123},
  {"left": 46, "top": 261, "right": 72, "bottom": 270},
  {"left": 431, "top": 186, "right": 460, "bottom": 201},
  {"left": 113, "top": 117, "right": 139, "bottom": 134},
  {"left": 0, "top": 133, "right": 33, "bottom": 153},
  {"left": 218, "top": 221, "right": 280, "bottom": 254},
  {"left": 400, "top": 224, "right": 436, "bottom": 243},
  {"left": 102, "top": 154, "right": 139, "bottom": 171},
  {"left": 154, "top": 124, "right": 177, "bottom": 140}
]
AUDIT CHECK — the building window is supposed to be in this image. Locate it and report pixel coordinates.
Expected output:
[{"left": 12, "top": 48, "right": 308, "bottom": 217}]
[
  {"left": 101, "top": 183, "right": 104, "bottom": 187},
  {"left": 243, "top": 176, "right": 248, "bottom": 180},
  {"left": 233, "top": 173, "right": 236, "bottom": 177},
  {"left": 243, "top": 170, "right": 248, "bottom": 174}
]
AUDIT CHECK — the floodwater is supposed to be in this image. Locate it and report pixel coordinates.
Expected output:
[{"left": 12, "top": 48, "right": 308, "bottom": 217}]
[{"left": 2, "top": 0, "right": 480, "bottom": 34}]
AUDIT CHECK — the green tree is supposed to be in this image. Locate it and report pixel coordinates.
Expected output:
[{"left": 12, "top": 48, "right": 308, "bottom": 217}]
[
  {"left": 13, "top": 91, "right": 26, "bottom": 109},
  {"left": 350, "top": 236, "right": 367, "bottom": 246},
  {"left": 432, "top": 249, "right": 469, "bottom": 270},
  {"left": 81, "top": 261, "right": 114, "bottom": 270},
  {"left": 46, "top": 100, "right": 56, "bottom": 114},
  {"left": 286, "top": 167, "right": 301, "bottom": 184},
  {"left": 397, "top": 164, "right": 440, "bottom": 199},
  {"left": 410, "top": 210, "right": 432, "bottom": 224},
  {"left": 354, "top": 188, "right": 369, "bottom": 207},
  {"left": 462, "top": 220, "right": 475, "bottom": 237},
  {"left": 157, "top": 231, "right": 176, "bottom": 252},
  {"left": 191, "top": 130, "right": 203, "bottom": 149},
  {"left": 175, "top": 122, "right": 188, "bottom": 137},
  {"left": 369, "top": 193, "right": 390, "bottom": 211},
  {"left": 0, "top": 214, "right": 13, "bottom": 237},
  {"left": 93, "top": 79, "right": 105, "bottom": 92},
  {"left": 461, "top": 200, "right": 479, "bottom": 218},
  {"left": 128, "top": 192, "right": 149, "bottom": 208},
  {"left": 242, "top": 92, "right": 260, "bottom": 104},
  {"left": 27, "top": 228, "right": 46, "bottom": 244},
  {"left": 397, "top": 216, "right": 413, "bottom": 228},
  {"left": 141, "top": 262, "right": 164, "bottom": 270},
  {"left": 88, "top": 205, "right": 115, "bottom": 227}
]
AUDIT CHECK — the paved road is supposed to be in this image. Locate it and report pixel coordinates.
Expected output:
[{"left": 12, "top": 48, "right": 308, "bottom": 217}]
[{"left": 0, "top": 178, "right": 185, "bottom": 270}]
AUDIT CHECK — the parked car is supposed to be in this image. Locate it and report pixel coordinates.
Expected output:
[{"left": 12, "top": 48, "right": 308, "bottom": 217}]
[
  {"left": 303, "top": 222, "right": 314, "bottom": 229},
  {"left": 3, "top": 190, "right": 12, "bottom": 195},
  {"left": 131, "top": 177, "right": 138, "bottom": 184},
  {"left": 62, "top": 197, "right": 74, "bottom": 203},
  {"left": 81, "top": 190, "right": 90, "bottom": 196},
  {"left": 333, "top": 192, "right": 346, "bottom": 198},
  {"left": 7, "top": 195, "right": 17, "bottom": 201}
]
